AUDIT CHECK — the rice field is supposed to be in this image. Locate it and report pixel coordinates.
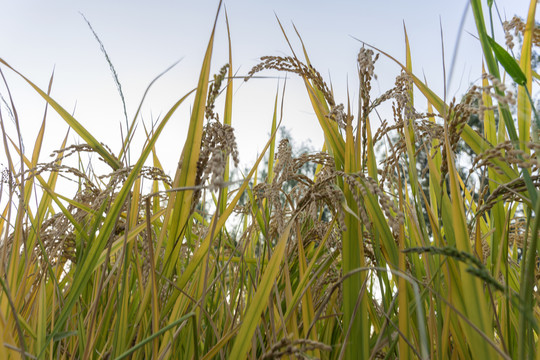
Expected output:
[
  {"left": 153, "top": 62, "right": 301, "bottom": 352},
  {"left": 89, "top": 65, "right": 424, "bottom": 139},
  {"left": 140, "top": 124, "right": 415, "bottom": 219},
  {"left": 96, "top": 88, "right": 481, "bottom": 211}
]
[{"left": 0, "top": 0, "right": 539, "bottom": 359}]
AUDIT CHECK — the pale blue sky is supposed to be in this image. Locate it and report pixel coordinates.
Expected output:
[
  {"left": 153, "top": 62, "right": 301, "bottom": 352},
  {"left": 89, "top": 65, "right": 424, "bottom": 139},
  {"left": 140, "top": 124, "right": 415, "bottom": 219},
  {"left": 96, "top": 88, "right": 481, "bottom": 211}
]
[{"left": 0, "top": 0, "right": 532, "bottom": 174}]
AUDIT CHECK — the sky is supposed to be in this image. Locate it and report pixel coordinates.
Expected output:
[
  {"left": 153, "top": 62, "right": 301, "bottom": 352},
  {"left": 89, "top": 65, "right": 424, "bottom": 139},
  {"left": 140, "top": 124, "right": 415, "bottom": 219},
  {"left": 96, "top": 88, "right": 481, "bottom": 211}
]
[{"left": 0, "top": 0, "right": 533, "bottom": 179}]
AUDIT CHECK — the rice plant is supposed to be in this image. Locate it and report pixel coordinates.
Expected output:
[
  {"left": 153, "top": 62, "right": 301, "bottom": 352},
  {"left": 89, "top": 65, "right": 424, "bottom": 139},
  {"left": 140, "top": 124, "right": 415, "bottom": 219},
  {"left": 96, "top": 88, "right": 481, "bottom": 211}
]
[{"left": 0, "top": 0, "right": 539, "bottom": 359}]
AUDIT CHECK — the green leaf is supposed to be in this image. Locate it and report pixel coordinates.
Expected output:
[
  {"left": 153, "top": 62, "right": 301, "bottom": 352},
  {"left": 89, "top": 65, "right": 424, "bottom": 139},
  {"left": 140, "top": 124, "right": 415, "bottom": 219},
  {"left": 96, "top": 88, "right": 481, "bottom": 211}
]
[
  {"left": 228, "top": 221, "right": 291, "bottom": 359},
  {"left": 114, "top": 313, "right": 196, "bottom": 360},
  {"left": 53, "top": 331, "right": 78, "bottom": 342},
  {"left": 0, "top": 58, "right": 123, "bottom": 170},
  {"left": 487, "top": 36, "right": 527, "bottom": 86}
]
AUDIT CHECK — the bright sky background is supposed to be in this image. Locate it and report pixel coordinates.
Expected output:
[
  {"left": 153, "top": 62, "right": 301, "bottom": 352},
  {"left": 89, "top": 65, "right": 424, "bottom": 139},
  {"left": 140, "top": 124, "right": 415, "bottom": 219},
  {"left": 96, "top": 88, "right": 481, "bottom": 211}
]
[{"left": 0, "top": 0, "right": 533, "bottom": 178}]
